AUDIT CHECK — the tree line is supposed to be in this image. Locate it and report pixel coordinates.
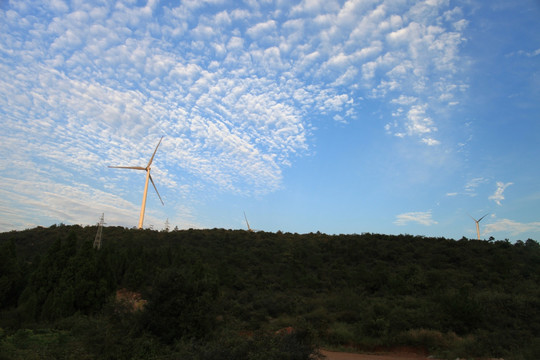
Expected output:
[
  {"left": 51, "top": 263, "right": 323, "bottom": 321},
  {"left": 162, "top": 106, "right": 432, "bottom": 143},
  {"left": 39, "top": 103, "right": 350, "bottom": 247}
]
[{"left": 1, "top": 224, "right": 539, "bottom": 359}]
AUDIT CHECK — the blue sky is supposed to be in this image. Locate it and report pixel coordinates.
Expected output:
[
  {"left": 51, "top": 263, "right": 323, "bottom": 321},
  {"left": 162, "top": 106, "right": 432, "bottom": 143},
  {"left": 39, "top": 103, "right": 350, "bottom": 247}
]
[{"left": 1, "top": 0, "right": 539, "bottom": 240}]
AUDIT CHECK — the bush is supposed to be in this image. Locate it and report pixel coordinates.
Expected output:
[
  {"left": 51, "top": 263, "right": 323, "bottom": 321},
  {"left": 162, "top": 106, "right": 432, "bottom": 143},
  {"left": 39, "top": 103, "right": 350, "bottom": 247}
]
[
  {"left": 141, "top": 264, "right": 219, "bottom": 343},
  {"left": 326, "top": 322, "right": 355, "bottom": 346},
  {"left": 192, "top": 329, "right": 322, "bottom": 360},
  {"left": 395, "top": 328, "right": 459, "bottom": 351},
  {"left": 0, "top": 327, "right": 90, "bottom": 360}
]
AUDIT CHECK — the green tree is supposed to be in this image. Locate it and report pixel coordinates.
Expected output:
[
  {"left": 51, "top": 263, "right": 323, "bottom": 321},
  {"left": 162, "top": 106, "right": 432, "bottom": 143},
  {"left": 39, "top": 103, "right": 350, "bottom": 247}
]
[
  {"left": 0, "top": 240, "right": 24, "bottom": 309},
  {"left": 17, "top": 233, "right": 114, "bottom": 322},
  {"left": 142, "top": 263, "right": 219, "bottom": 343}
]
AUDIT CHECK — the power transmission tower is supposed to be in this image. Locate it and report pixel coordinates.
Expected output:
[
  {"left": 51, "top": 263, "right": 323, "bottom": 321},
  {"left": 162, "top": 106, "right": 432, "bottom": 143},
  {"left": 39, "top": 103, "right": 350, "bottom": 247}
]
[
  {"left": 164, "top": 218, "right": 170, "bottom": 232},
  {"left": 93, "top": 213, "right": 105, "bottom": 250}
]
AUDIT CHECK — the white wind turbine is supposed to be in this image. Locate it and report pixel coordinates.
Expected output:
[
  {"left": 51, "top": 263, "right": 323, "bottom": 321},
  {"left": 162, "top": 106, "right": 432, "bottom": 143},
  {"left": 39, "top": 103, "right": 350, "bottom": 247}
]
[
  {"left": 469, "top": 213, "right": 488, "bottom": 240},
  {"left": 109, "top": 136, "right": 164, "bottom": 229},
  {"left": 244, "top": 211, "right": 253, "bottom": 232}
]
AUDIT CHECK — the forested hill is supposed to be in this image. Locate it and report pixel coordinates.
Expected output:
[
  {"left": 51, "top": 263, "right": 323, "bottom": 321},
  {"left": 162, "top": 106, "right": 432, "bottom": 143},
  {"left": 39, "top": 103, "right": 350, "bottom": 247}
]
[{"left": 1, "top": 225, "right": 539, "bottom": 359}]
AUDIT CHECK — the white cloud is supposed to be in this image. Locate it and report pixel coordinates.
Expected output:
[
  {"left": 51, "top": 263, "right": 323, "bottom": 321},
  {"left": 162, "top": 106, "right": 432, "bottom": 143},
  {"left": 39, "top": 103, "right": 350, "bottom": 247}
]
[
  {"left": 406, "top": 104, "right": 436, "bottom": 135},
  {"left": 452, "top": 19, "right": 468, "bottom": 31},
  {"left": 421, "top": 137, "right": 440, "bottom": 146},
  {"left": 489, "top": 181, "right": 513, "bottom": 206},
  {"left": 246, "top": 19, "right": 277, "bottom": 38},
  {"left": 0, "top": 176, "right": 142, "bottom": 229},
  {"left": 291, "top": 0, "right": 341, "bottom": 16},
  {"left": 394, "top": 211, "right": 438, "bottom": 226},
  {"left": 484, "top": 219, "right": 540, "bottom": 237},
  {"left": 49, "top": 0, "right": 69, "bottom": 13},
  {"left": 387, "top": 21, "right": 422, "bottom": 44},
  {"left": 391, "top": 95, "right": 417, "bottom": 105},
  {"left": 515, "top": 48, "right": 540, "bottom": 57},
  {"left": 465, "top": 177, "right": 487, "bottom": 196},
  {"left": 0, "top": 0, "right": 470, "bottom": 230}
]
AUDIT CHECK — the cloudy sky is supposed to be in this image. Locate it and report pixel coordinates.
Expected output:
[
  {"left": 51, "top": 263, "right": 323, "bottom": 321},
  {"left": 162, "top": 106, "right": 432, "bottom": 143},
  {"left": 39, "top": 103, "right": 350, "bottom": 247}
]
[{"left": 1, "top": 0, "right": 539, "bottom": 240}]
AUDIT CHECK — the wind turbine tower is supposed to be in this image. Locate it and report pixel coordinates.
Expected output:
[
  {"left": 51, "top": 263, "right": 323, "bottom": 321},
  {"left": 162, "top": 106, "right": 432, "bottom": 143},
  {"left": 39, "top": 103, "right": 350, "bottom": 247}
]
[
  {"left": 469, "top": 213, "right": 488, "bottom": 240},
  {"left": 109, "top": 136, "right": 165, "bottom": 229},
  {"left": 244, "top": 211, "right": 253, "bottom": 232},
  {"left": 93, "top": 213, "right": 105, "bottom": 250}
]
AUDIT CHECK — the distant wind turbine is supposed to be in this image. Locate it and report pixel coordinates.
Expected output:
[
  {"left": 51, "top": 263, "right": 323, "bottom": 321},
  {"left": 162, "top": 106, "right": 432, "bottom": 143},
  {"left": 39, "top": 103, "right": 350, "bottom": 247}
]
[
  {"left": 244, "top": 211, "right": 253, "bottom": 232},
  {"left": 109, "top": 136, "right": 164, "bottom": 229},
  {"left": 469, "top": 213, "right": 488, "bottom": 240}
]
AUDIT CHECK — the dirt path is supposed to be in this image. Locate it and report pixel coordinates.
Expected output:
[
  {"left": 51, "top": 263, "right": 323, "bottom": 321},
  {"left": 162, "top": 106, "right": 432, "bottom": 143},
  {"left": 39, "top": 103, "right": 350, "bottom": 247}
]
[{"left": 320, "top": 349, "right": 437, "bottom": 360}]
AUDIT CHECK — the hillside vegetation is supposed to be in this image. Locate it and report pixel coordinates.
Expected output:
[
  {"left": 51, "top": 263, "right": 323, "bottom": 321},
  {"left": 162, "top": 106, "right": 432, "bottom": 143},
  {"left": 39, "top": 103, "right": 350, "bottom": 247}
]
[{"left": 1, "top": 225, "right": 539, "bottom": 359}]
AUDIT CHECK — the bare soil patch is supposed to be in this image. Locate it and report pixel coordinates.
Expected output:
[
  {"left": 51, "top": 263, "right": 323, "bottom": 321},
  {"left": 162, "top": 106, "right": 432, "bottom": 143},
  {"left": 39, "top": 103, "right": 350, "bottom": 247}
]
[{"left": 320, "top": 348, "right": 439, "bottom": 360}]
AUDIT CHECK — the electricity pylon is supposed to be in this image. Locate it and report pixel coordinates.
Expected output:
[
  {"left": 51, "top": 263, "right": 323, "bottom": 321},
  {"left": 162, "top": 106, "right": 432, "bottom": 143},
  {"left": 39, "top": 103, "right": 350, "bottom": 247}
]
[{"left": 93, "top": 213, "right": 105, "bottom": 250}]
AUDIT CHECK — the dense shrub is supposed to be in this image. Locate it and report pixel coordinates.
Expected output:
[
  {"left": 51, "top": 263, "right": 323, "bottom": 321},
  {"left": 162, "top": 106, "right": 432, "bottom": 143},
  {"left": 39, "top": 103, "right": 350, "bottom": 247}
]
[
  {"left": 141, "top": 264, "right": 219, "bottom": 343},
  {"left": 1, "top": 226, "right": 539, "bottom": 359}
]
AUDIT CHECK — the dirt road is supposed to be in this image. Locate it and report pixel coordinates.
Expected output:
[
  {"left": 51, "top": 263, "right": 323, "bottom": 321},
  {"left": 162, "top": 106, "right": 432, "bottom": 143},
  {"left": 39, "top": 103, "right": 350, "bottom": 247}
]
[{"left": 320, "top": 349, "right": 437, "bottom": 360}]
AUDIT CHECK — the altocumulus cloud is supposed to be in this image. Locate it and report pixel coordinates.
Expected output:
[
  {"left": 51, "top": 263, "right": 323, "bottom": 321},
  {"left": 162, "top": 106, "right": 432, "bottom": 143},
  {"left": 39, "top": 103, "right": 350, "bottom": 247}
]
[{"left": 0, "top": 0, "right": 469, "bottom": 230}]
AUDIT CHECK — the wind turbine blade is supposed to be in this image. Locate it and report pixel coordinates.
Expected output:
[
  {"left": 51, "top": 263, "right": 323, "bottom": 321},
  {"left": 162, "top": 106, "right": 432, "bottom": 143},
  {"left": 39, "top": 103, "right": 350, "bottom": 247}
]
[
  {"left": 108, "top": 166, "right": 146, "bottom": 170},
  {"left": 478, "top": 213, "right": 489, "bottom": 222},
  {"left": 149, "top": 174, "right": 164, "bottom": 206},
  {"left": 467, "top": 213, "right": 477, "bottom": 222},
  {"left": 147, "top": 136, "right": 164, "bottom": 168}
]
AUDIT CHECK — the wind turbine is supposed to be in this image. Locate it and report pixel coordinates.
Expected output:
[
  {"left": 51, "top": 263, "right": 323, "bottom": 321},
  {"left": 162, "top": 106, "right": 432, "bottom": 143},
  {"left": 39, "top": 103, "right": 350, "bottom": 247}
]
[
  {"left": 469, "top": 213, "right": 488, "bottom": 240},
  {"left": 109, "top": 136, "right": 164, "bottom": 229},
  {"left": 244, "top": 211, "right": 253, "bottom": 232}
]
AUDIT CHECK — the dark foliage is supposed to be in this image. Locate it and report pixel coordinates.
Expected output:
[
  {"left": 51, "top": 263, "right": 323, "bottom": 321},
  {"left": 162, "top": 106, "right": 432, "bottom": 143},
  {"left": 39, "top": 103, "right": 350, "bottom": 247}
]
[
  {"left": 13, "top": 231, "right": 115, "bottom": 323},
  {"left": 141, "top": 264, "right": 219, "bottom": 343},
  {"left": 1, "top": 225, "right": 539, "bottom": 359}
]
